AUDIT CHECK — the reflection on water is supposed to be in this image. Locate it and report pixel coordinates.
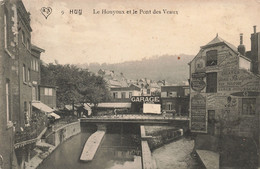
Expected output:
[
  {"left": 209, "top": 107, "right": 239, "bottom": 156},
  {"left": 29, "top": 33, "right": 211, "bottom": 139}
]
[{"left": 38, "top": 124, "right": 142, "bottom": 169}]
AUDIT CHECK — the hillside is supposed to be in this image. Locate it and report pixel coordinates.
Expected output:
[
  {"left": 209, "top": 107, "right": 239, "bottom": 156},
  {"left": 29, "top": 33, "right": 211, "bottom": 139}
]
[{"left": 77, "top": 54, "right": 194, "bottom": 84}]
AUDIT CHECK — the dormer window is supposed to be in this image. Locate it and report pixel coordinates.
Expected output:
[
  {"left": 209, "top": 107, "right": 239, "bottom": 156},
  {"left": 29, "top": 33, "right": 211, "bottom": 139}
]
[{"left": 206, "top": 50, "right": 217, "bottom": 66}]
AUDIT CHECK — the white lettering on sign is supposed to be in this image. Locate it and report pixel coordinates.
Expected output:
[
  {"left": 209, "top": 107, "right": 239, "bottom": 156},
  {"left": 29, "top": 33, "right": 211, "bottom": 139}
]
[{"left": 131, "top": 96, "right": 160, "bottom": 103}]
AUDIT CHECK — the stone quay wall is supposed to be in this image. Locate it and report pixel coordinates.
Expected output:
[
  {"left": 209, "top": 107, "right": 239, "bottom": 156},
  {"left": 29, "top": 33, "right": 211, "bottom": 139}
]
[
  {"left": 45, "top": 121, "right": 81, "bottom": 146},
  {"left": 144, "top": 126, "right": 183, "bottom": 150}
]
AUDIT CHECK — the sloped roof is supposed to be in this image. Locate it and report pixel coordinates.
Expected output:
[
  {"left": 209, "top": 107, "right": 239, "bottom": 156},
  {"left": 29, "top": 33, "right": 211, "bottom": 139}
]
[
  {"left": 201, "top": 34, "right": 238, "bottom": 54},
  {"left": 32, "top": 101, "right": 54, "bottom": 113}
]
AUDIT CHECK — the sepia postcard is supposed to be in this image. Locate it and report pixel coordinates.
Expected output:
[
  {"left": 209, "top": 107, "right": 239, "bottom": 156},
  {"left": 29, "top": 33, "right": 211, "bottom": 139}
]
[{"left": 0, "top": 0, "right": 260, "bottom": 168}]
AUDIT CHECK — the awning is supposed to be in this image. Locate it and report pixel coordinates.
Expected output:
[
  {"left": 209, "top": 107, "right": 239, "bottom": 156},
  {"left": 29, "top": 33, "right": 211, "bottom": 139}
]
[
  {"left": 32, "top": 101, "right": 54, "bottom": 113},
  {"left": 89, "top": 102, "right": 131, "bottom": 108},
  {"left": 48, "top": 112, "right": 61, "bottom": 119}
]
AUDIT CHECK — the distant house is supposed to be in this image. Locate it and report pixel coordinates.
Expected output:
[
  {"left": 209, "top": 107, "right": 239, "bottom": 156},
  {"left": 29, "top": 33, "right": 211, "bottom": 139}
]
[
  {"left": 161, "top": 85, "right": 189, "bottom": 116},
  {"left": 39, "top": 85, "right": 57, "bottom": 109},
  {"left": 110, "top": 84, "right": 142, "bottom": 102}
]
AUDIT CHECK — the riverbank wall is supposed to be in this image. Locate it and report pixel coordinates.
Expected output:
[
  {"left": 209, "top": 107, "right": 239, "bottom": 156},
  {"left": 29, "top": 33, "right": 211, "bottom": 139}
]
[
  {"left": 140, "top": 125, "right": 157, "bottom": 169},
  {"left": 26, "top": 121, "right": 81, "bottom": 169},
  {"left": 144, "top": 125, "right": 183, "bottom": 150},
  {"left": 45, "top": 121, "right": 81, "bottom": 146}
]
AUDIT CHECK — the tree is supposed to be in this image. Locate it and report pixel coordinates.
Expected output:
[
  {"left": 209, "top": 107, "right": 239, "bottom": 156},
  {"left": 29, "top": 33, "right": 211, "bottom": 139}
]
[
  {"left": 41, "top": 64, "right": 110, "bottom": 112},
  {"left": 75, "top": 74, "right": 110, "bottom": 115}
]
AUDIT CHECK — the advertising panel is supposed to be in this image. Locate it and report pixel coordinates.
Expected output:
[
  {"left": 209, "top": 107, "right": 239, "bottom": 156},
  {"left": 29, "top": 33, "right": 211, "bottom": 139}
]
[{"left": 143, "top": 103, "right": 161, "bottom": 114}]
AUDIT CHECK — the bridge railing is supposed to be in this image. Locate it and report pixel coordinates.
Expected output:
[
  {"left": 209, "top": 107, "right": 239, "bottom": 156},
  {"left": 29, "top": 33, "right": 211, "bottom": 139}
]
[{"left": 85, "top": 114, "right": 189, "bottom": 120}]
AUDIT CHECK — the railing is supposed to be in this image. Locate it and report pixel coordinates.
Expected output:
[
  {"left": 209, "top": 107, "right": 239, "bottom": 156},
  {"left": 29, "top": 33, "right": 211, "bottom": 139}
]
[
  {"left": 15, "top": 111, "right": 48, "bottom": 146},
  {"left": 84, "top": 114, "right": 190, "bottom": 121}
]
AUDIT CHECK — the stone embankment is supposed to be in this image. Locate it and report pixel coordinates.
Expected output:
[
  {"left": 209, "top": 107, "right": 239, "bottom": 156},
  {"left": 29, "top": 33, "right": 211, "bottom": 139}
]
[
  {"left": 140, "top": 125, "right": 184, "bottom": 169},
  {"left": 144, "top": 125, "right": 183, "bottom": 150},
  {"left": 140, "top": 125, "right": 157, "bottom": 169},
  {"left": 26, "top": 121, "right": 81, "bottom": 169}
]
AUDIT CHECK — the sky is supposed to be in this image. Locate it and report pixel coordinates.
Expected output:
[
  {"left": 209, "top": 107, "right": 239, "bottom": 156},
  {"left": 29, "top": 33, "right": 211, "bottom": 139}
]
[{"left": 22, "top": 0, "right": 260, "bottom": 65}]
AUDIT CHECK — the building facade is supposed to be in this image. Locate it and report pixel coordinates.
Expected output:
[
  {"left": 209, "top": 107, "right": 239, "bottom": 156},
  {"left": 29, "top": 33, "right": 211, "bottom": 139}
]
[
  {"left": 161, "top": 85, "right": 189, "bottom": 116},
  {"left": 39, "top": 85, "right": 57, "bottom": 108},
  {"left": 0, "top": 1, "right": 52, "bottom": 168},
  {"left": 110, "top": 84, "right": 142, "bottom": 102},
  {"left": 0, "top": 0, "right": 17, "bottom": 168},
  {"left": 189, "top": 29, "right": 260, "bottom": 138}
]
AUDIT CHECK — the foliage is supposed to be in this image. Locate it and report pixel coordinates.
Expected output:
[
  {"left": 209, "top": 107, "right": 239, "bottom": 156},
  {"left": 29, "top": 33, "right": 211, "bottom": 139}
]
[
  {"left": 41, "top": 63, "right": 110, "bottom": 109},
  {"left": 151, "top": 89, "right": 161, "bottom": 96}
]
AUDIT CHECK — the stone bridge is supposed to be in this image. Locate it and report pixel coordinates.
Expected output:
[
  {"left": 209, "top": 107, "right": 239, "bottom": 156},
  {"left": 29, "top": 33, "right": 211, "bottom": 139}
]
[{"left": 80, "top": 114, "right": 190, "bottom": 130}]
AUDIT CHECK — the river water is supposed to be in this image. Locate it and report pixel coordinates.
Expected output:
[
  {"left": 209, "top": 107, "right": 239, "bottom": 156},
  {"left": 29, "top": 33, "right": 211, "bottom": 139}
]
[{"left": 37, "top": 124, "right": 142, "bottom": 169}]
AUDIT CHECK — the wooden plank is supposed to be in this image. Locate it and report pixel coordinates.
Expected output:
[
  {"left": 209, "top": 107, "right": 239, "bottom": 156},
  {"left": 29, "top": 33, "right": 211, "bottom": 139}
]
[
  {"left": 196, "top": 149, "right": 219, "bottom": 169},
  {"left": 80, "top": 130, "right": 105, "bottom": 161}
]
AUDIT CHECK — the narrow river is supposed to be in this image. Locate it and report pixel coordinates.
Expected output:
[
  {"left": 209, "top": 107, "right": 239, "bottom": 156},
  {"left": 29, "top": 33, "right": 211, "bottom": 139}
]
[{"left": 37, "top": 124, "right": 142, "bottom": 169}]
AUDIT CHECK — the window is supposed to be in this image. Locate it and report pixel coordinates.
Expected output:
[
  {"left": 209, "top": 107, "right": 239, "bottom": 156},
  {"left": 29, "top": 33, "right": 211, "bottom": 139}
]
[
  {"left": 32, "top": 87, "right": 37, "bottom": 100},
  {"left": 28, "top": 69, "right": 30, "bottom": 81},
  {"left": 6, "top": 79, "right": 11, "bottom": 122},
  {"left": 4, "top": 11, "right": 8, "bottom": 48},
  {"left": 28, "top": 102, "right": 32, "bottom": 120},
  {"left": 22, "top": 31, "right": 25, "bottom": 44},
  {"left": 24, "top": 101, "right": 27, "bottom": 111},
  {"left": 24, "top": 101, "right": 29, "bottom": 125},
  {"left": 242, "top": 98, "right": 256, "bottom": 115},
  {"left": 34, "top": 60, "right": 36, "bottom": 71},
  {"left": 129, "top": 92, "right": 132, "bottom": 98},
  {"left": 166, "top": 102, "right": 173, "bottom": 110},
  {"left": 147, "top": 89, "right": 150, "bottom": 94},
  {"left": 206, "top": 72, "right": 217, "bottom": 93},
  {"left": 27, "top": 38, "right": 30, "bottom": 50},
  {"left": 121, "top": 92, "right": 126, "bottom": 99},
  {"left": 168, "top": 91, "right": 177, "bottom": 97},
  {"left": 44, "top": 88, "right": 53, "bottom": 96},
  {"left": 36, "top": 61, "right": 39, "bottom": 71},
  {"left": 113, "top": 92, "right": 118, "bottom": 99},
  {"left": 23, "top": 64, "right": 26, "bottom": 82},
  {"left": 206, "top": 50, "right": 218, "bottom": 66},
  {"left": 31, "top": 60, "right": 33, "bottom": 70}
]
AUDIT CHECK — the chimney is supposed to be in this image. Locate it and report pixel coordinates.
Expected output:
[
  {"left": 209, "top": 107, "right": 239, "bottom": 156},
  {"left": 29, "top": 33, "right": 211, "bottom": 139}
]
[
  {"left": 251, "top": 25, "right": 259, "bottom": 74},
  {"left": 240, "top": 33, "right": 243, "bottom": 45},
  {"left": 238, "top": 33, "right": 246, "bottom": 55}
]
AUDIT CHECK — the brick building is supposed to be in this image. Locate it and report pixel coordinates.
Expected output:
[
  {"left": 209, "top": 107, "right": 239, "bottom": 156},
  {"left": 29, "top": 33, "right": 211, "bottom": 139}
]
[
  {"left": 189, "top": 28, "right": 260, "bottom": 138},
  {"left": 189, "top": 28, "right": 260, "bottom": 168},
  {"left": 161, "top": 85, "right": 189, "bottom": 116},
  {"left": 0, "top": 0, "right": 17, "bottom": 168},
  {"left": 0, "top": 1, "right": 53, "bottom": 168}
]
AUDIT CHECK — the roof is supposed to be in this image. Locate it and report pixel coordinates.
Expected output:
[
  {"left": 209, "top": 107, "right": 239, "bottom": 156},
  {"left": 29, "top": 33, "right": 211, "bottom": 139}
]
[
  {"left": 111, "top": 84, "right": 141, "bottom": 91},
  {"left": 188, "top": 34, "right": 252, "bottom": 65},
  {"left": 31, "top": 45, "right": 45, "bottom": 53},
  {"left": 32, "top": 101, "right": 54, "bottom": 113},
  {"left": 201, "top": 34, "right": 238, "bottom": 54},
  {"left": 48, "top": 112, "right": 61, "bottom": 119}
]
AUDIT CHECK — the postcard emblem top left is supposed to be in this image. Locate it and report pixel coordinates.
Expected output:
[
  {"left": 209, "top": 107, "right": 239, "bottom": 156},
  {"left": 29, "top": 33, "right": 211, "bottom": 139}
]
[{"left": 40, "top": 7, "right": 52, "bottom": 19}]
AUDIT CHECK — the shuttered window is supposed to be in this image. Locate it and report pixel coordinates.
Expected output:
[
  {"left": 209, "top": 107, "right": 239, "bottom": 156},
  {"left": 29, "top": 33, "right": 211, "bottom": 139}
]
[{"left": 242, "top": 98, "right": 256, "bottom": 115}]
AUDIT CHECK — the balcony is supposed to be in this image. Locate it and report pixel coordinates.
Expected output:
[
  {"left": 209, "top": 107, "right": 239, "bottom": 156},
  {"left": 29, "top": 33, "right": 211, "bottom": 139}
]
[{"left": 14, "top": 112, "right": 48, "bottom": 149}]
